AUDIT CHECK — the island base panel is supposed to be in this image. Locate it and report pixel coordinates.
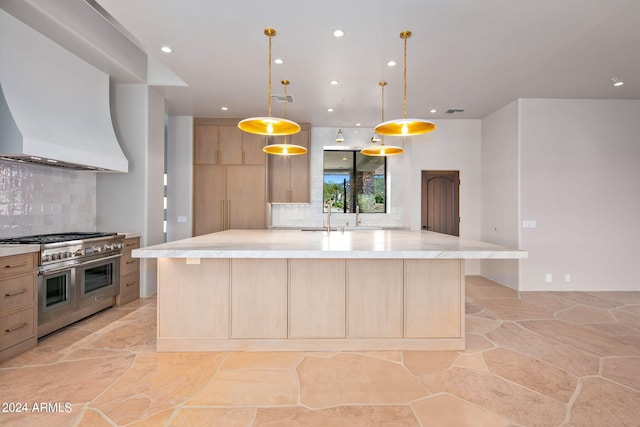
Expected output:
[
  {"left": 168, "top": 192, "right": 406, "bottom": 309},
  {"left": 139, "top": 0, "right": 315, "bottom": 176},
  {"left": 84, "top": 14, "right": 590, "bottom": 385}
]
[{"left": 156, "top": 257, "right": 465, "bottom": 351}]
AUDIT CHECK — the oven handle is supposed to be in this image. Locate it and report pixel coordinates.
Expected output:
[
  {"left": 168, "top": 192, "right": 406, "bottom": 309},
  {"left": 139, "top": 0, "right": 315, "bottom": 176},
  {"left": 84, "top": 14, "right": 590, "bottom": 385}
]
[
  {"left": 38, "top": 266, "right": 73, "bottom": 276},
  {"left": 75, "top": 253, "right": 122, "bottom": 267},
  {"left": 38, "top": 254, "right": 123, "bottom": 275}
]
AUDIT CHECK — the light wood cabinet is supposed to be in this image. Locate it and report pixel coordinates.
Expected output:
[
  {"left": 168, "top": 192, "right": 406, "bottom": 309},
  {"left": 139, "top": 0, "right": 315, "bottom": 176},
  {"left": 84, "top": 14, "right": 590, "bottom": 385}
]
[
  {"left": 155, "top": 255, "right": 465, "bottom": 352},
  {"left": 404, "top": 259, "right": 462, "bottom": 338},
  {"left": 193, "top": 118, "right": 267, "bottom": 236},
  {"left": 193, "top": 165, "right": 266, "bottom": 235},
  {"left": 158, "top": 258, "right": 230, "bottom": 338},
  {"left": 230, "top": 259, "right": 287, "bottom": 338},
  {"left": 347, "top": 259, "right": 404, "bottom": 338},
  {"left": 0, "top": 252, "right": 37, "bottom": 362},
  {"left": 268, "top": 125, "right": 310, "bottom": 203},
  {"left": 116, "top": 237, "right": 140, "bottom": 306},
  {"left": 289, "top": 259, "right": 346, "bottom": 338},
  {"left": 194, "top": 119, "right": 266, "bottom": 166}
]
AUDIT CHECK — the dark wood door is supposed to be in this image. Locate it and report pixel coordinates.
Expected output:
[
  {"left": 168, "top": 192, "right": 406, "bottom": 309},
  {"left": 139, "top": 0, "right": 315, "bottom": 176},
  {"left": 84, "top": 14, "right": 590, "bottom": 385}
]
[{"left": 421, "top": 171, "right": 460, "bottom": 236}]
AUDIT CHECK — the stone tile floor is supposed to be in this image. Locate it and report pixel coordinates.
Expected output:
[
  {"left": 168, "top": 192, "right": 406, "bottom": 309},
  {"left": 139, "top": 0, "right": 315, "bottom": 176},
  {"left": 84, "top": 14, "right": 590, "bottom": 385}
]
[{"left": 1, "top": 276, "right": 639, "bottom": 426}]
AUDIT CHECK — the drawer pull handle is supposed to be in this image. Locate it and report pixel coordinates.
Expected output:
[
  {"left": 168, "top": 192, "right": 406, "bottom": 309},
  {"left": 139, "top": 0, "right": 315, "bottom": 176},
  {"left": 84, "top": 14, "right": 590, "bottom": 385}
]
[
  {"left": 126, "top": 260, "right": 137, "bottom": 265},
  {"left": 4, "top": 262, "right": 27, "bottom": 269},
  {"left": 5, "top": 289, "right": 28, "bottom": 297},
  {"left": 5, "top": 322, "right": 29, "bottom": 333},
  {"left": 125, "top": 282, "right": 136, "bottom": 287}
]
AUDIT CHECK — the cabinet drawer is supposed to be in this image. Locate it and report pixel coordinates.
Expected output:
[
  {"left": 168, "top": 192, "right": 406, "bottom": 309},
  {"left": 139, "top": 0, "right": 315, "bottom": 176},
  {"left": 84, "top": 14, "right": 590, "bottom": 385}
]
[
  {"left": 0, "top": 274, "right": 35, "bottom": 313},
  {"left": 123, "top": 238, "right": 140, "bottom": 252},
  {"left": 121, "top": 253, "right": 139, "bottom": 276},
  {"left": 120, "top": 271, "right": 140, "bottom": 297},
  {"left": 0, "top": 253, "right": 35, "bottom": 280},
  {"left": 0, "top": 307, "right": 35, "bottom": 351}
]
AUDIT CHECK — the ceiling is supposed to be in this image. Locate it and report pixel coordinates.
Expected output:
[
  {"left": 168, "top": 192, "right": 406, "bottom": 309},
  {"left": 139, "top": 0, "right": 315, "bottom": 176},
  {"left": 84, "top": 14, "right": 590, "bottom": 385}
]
[{"left": 96, "top": 0, "right": 640, "bottom": 128}]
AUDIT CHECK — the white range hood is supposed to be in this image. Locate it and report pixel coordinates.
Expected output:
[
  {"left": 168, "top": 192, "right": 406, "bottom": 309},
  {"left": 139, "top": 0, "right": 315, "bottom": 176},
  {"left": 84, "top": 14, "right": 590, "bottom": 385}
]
[{"left": 0, "top": 8, "right": 128, "bottom": 172}]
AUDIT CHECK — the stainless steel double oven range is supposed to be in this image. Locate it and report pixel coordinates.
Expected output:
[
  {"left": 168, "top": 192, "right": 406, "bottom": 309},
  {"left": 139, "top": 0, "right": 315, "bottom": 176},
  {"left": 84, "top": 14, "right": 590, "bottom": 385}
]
[{"left": 0, "top": 232, "right": 125, "bottom": 338}]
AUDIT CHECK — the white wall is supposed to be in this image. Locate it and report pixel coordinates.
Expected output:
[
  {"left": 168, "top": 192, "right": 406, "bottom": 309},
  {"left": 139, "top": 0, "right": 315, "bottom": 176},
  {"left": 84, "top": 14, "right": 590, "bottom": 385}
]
[
  {"left": 480, "top": 101, "right": 521, "bottom": 289},
  {"left": 407, "top": 119, "right": 483, "bottom": 273},
  {"left": 166, "top": 116, "right": 193, "bottom": 241},
  {"left": 97, "top": 84, "right": 166, "bottom": 296},
  {"left": 519, "top": 99, "right": 640, "bottom": 291}
]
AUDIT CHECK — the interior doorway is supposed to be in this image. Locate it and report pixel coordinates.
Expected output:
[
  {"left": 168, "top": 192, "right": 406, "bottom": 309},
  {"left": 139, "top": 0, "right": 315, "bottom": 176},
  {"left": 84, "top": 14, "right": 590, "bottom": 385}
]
[{"left": 421, "top": 171, "right": 460, "bottom": 236}]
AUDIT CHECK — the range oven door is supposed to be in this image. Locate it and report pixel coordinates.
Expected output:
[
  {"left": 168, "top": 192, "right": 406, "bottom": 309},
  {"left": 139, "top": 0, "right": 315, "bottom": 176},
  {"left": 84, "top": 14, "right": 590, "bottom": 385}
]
[
  {"left": 76, "top": 254, "right": 121, "bottom": 311},
  {"left": 38, "top": 267, "right": 74, "bottom": 327}
]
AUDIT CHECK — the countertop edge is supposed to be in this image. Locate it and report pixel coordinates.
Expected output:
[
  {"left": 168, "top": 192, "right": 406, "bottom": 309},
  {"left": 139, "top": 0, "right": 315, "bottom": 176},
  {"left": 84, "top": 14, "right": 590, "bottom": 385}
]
[{"left": 0, "top": 244, "right": 41, "bottom": 257}]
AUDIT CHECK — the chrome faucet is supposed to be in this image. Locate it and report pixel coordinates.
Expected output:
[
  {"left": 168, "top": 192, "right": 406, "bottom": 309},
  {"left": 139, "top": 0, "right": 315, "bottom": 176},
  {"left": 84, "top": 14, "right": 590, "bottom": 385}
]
[
  {"left": 355, "top": 205, "right": 362, "bottom": 226},
  {"left": 325, "top": 200, "right": 332, "bottom": 233}
]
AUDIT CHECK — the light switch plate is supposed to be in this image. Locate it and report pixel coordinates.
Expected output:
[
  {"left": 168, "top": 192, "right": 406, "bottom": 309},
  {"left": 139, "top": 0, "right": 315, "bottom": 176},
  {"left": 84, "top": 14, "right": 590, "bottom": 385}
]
[{"left": 522, "top": 220, "right": 537, "bottom": 229}]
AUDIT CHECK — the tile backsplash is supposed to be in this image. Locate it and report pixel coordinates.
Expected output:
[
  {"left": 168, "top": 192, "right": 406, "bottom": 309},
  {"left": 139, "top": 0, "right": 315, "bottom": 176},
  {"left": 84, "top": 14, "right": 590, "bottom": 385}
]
[{"left": 0, "top": 160, "right": 96, "bottom": 238}]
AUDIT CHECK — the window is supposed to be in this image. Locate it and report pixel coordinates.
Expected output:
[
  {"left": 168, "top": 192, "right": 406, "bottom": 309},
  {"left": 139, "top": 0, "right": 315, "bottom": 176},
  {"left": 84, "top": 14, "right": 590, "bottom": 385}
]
[{"left": 323, "top": 150, "right": 386, "bottom": 213}]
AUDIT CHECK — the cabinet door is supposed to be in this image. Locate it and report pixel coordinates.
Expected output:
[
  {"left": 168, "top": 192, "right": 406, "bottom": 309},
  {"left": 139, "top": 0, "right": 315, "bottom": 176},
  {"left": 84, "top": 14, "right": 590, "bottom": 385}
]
[
  {"left": 158, "top": 258, "right": 230, "bottom": 339},
  {"left": 268, "top": 153, "right": 292, "bottom": 203},
  {"left": 226, "top": 166, "right": 265, "bottom": 229},
  {"left": 218, "top": 126, "right": 244, "bottom": 165},
  {"left": 242, "top": 132, "right": 266, "bottom": 165},
  {"left": 347, "top": 259, "right": 403, "bottom": 338},
  {"left": 193, "top": 165, "right": 226, "bottom": 236},
  {"left": 289, "top": 259, "right": 346, "bottom": 338},
  {"left": 194, "top": 125, "right": 219, "bottom": 164},
  {"left": 288, "top": 129, "right": 310, "bottom": 203},
  {"left": 404, "top": 259, "right": 462, "bottom": 338},
  {"left": 231, "top": 259, "right": 287, "bottom": 338}
]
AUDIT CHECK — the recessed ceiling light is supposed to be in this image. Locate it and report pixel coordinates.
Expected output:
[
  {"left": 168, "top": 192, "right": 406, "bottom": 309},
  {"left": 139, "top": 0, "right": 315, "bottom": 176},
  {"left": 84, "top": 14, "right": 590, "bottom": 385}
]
[
  {"left": 430, "top": 109, "right": 437, "bottom": 113},
  {"left": 328, "top": 108, "right": 334, "bottom": 112},
  {"left": 330, "top": 80, "right": 339, "bottom": 85},
  {"left": 355, "top": 123, "right": 361, "bottom": 126},
  {"left": 161, "top": 46, "right": 172, "bottom": 53},
  {"left": 333, "top": 29, "right": 345, "bottom": 37},
  {"left": 274, "top": 58, "right": 284, "bottom": 65},
  {"left": 387, "top": 60, "right": 396, "bottom": 67},
  {"left": 342, "top": 157, "right": 348, "bottom": 161},
  {"left": 221, "top": 107, "right": 228, "bottom": 111},
  {"left": 612, "top": 77, "right": 624, "bottom": 86}
]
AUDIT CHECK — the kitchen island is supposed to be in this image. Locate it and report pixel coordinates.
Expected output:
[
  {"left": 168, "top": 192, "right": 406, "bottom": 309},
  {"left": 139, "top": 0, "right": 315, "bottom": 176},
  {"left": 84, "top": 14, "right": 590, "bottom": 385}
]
[{"left": 133, "top": 229, "right": 526, "bottom": 351}]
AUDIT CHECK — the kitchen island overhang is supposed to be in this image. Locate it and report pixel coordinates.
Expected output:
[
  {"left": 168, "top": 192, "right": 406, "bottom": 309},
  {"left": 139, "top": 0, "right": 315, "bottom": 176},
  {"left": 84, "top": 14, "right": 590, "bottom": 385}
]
[{"left": 134, "top": 230, "right": 527, "bottom": 352}]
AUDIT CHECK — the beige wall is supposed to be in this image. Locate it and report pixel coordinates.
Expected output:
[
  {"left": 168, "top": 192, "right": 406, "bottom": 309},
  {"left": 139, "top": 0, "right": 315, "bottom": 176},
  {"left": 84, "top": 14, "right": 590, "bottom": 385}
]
[
  {"left": 518, "top": 99, "right": 640, "bottom": 291},
  {"left": 480, "top": 101, "right": 521, "bottom": 289},
  {"left": 407, "top": 119, "right": 483, "bottom": 274},
  {"left": 97, "top": 84, "right": 166, "bottom": 296}
]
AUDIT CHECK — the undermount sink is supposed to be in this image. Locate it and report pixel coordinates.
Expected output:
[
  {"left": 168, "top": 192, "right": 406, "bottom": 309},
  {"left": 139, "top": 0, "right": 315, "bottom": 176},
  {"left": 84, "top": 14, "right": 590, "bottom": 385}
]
[{"left": 300, "top": 226, "right": 382, "bottom": 231}]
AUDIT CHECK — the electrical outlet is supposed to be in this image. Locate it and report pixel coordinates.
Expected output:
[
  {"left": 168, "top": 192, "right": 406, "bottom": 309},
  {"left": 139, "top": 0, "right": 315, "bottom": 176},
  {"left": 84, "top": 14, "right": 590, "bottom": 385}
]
[
  {"left": 545, "top": 273, "right": 552, "bottom": 283},
  {"left": 564, "top": 274, "right": 571, "bottom": 283}
]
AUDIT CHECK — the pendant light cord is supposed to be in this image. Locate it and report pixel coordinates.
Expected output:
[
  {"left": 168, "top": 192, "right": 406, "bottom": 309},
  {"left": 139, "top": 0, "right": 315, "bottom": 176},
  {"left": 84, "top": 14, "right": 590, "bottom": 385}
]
[
  {"left": 267, "top": 31, "right": 273, "bottom": 118},
  {"left": 401, "top": 31, "right": 410, "bottom": 119}
]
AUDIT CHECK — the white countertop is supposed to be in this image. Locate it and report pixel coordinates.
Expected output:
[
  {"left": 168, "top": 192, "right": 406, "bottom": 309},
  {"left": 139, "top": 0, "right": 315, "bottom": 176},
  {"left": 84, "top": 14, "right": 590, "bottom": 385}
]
[
  {"left": 119, "top": 232, "right": 142, "bottom": 239},
  {"left": 0, "top": 244, "right": 40, "bottom": 257},
  {"left": 133, "top": 229, "right": 527, "bottom": 260}
]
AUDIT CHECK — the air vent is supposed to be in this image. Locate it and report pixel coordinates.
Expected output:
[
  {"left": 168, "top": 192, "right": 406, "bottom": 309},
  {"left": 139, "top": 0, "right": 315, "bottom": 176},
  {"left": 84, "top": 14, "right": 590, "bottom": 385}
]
[
  {"left": 445, "top": 108, "right": 466, "bottom": 114},
  {"left": 271, "top": 94, "right": 295, "bottom": 103}
]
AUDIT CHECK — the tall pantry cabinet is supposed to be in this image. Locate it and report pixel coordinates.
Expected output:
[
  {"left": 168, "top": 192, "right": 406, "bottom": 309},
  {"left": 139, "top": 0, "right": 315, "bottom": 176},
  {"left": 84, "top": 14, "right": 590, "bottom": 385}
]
[{"left": 193, "top": 118, "right": 267, "bottom": 236}]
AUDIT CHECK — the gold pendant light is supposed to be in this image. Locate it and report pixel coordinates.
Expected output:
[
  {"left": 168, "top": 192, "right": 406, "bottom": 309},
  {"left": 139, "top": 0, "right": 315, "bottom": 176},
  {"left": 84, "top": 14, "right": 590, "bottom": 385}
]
[
  {"left": 361, "top": 81, "right": 404, "bottom": 156},
  {"left": 263, "top": 80, "right": 308, "bottom": 155},
  {"left": 238, "top": 28, "right": 301, "bottom": 136},
  {"left": 374, "top": 31, "right": 436, "bottom": 136}
]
